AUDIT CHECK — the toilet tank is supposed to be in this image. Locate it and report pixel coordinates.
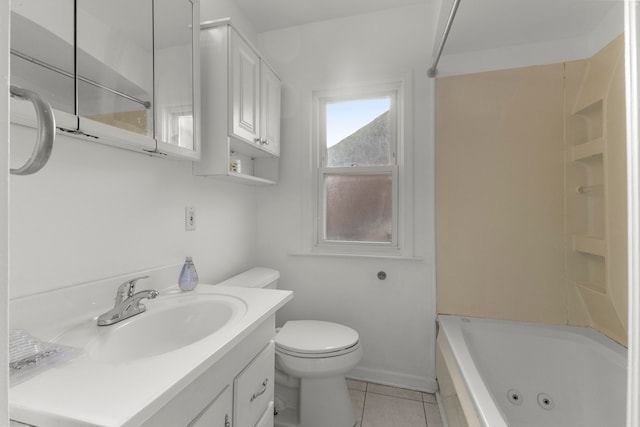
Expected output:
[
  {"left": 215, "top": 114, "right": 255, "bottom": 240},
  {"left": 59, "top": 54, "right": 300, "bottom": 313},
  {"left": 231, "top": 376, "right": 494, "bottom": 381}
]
[{"left": 216, "top": 267, "right": 279, "bottom": 289}]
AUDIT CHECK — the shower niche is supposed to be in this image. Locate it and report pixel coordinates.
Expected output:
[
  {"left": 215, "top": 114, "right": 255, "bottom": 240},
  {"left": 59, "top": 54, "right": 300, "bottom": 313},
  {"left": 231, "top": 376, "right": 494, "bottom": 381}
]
[
  {"left": 567, "top": 99, "right": 605, "bottom": 291},
  {"left": 564, "top": 35, "right": 627, "bottom": 342}
]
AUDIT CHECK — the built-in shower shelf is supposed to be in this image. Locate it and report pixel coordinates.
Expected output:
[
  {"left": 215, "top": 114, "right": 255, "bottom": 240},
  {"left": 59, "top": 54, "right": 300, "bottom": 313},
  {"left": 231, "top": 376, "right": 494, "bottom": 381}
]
[
  {"left": 572, "top": 137, "right": 604, "bottom": 162},
  {"left": 577, "top": 281, "right": 607, "bottom": 295},
  {"left": 573, "top": 236, "right": 606, "bottom": 257},
  {"left": 572, "top": 98, "right": 603, "bottom": 117}
]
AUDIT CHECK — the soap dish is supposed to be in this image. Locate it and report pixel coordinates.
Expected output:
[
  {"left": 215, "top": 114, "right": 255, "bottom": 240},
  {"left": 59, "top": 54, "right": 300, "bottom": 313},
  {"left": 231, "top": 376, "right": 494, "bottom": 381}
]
[{"left": 9, "top": 329, "right": 79, "bottom": 386}]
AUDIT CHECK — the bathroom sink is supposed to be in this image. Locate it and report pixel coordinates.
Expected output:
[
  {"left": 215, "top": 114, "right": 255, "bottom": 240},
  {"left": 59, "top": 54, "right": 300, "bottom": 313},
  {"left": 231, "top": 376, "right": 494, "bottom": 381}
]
[{"left": 57, "top": 292, "right": 247, "bottom": 363}]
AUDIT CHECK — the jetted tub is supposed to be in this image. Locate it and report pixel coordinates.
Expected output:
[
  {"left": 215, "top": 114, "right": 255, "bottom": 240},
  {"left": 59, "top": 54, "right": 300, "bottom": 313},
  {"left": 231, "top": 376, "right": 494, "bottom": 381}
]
[{"left": 436, "top": 315, "right": 627, "bottom": 427}]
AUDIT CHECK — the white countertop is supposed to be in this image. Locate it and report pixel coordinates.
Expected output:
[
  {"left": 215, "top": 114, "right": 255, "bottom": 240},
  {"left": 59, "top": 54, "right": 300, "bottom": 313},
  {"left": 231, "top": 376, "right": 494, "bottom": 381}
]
[{"left": 10, "top": 284, "right": 292, "bottom": 427}]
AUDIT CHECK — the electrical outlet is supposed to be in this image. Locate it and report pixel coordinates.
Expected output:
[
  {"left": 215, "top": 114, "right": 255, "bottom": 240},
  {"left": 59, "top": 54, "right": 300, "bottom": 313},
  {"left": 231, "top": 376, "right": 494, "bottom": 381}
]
[{"left": 185, "top": 206, "right": 196, "bottom": 231}]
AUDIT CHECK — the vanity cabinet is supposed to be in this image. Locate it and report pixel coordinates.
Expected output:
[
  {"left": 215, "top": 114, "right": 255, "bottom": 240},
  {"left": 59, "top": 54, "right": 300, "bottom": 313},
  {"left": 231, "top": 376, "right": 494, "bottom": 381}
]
[
  {"left": 9, "top": 0, "right": 200, "bottom": 160},
  {"left": 141, "top": 317, "right": 276, "bottom": 427},
  {"left": 234, "top": 341, "right": 275, "bottom": 427},
  {"left": 187, "top": 342, "right": 275, "bottom": 427},
  {"left": 189, "top": 386, "right": 232, "bottom": 427},
  {"left": 197, "top": 19, "right": 281, "bottom": 185}
]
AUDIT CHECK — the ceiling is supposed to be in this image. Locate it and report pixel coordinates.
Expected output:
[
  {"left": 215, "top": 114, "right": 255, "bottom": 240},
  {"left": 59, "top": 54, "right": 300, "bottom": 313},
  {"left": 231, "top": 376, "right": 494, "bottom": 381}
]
[
  {"left": 232, "top": 0, "right": 430, "bottom": 33},
  {"left": 232, "top": 0, "right": 622, "bottom": 58},
  {"left": 444, "top": 0, "right": 623, "bottom": 55}
]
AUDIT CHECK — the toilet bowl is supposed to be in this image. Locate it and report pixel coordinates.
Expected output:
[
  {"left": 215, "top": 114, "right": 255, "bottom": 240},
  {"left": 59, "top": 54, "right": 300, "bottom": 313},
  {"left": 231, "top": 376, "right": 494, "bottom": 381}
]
[
  {"left": 216, "top": 268, "right": 363, "bottom": 427},
  {"left": 275, "top": 320, "right": 363, "bottom": 427}
]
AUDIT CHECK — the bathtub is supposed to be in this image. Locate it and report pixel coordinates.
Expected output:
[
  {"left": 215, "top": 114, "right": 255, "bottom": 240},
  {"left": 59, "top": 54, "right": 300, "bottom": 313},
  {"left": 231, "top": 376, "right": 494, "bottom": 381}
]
[{"left": 435, "top": 315, "right": 627, "bottom": 427}]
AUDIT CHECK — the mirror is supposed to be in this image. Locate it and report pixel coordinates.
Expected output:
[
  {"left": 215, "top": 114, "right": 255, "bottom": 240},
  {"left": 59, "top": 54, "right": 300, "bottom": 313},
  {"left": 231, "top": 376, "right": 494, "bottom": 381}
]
[
  {"left": 10, "top": 0, "right": 75, "bottom": 115},
  {"left": 10, "top": 0, "right": 199, "bottom": 157},
  {"left": 154, "top": 0, "right": 196, "bottom": 151},
  {"left": 76, "top": 0, "right": 154, "bottom": 137}
]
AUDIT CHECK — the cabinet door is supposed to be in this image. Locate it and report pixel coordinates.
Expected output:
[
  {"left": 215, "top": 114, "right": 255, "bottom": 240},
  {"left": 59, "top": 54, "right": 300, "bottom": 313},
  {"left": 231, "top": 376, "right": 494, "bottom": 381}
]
[
  {"left": 255, "top": 401, "right": 275, "bottom": 427},
  {"left": 189, "top": 385, "right": 233, "bottom": 427},
  {"left": 260, "top": 63, "right": 281, "bottom": 157},
  {"left": 230, "top": 29, "right": 261, "bottom": 146},
  {"left": 10, "top": 0, "right": 77, "bottom": 129},
  {"left": 154, "top": 0, "right": 200, "bottom": 160},
  {"left": 76, "top": 0, "right": 154, "bottom": 138},
  {"left": 10, "top": 0, "right": 75, "bottom": 114},
  {"left": 234, "top": 341, "right": 275, "bottom": 427}
]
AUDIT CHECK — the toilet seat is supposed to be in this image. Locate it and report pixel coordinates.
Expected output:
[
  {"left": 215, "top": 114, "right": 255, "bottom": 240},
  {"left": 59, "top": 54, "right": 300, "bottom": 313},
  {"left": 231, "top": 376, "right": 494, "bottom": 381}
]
[{"left": 276, "top": 320, "right": 360, "bottom": 358}]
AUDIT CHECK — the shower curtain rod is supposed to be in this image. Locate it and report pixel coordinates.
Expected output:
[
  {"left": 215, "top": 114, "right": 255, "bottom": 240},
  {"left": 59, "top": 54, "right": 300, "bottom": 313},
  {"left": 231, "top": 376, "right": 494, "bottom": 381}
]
[{"left": 427, "top": 0, "right": 461, "bottom": 78}]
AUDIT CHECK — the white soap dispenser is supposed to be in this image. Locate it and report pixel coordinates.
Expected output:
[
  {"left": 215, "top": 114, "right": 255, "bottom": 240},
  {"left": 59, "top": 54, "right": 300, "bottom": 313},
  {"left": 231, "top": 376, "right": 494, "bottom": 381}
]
[{"left": 178, "top": 256, "right": 199, "bottom": 291}]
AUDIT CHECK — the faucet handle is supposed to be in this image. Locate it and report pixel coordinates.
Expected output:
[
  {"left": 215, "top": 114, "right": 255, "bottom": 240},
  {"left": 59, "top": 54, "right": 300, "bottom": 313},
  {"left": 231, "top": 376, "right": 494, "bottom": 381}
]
[{"left": 115, "top": 275, "right": 150, "bottom": 304}]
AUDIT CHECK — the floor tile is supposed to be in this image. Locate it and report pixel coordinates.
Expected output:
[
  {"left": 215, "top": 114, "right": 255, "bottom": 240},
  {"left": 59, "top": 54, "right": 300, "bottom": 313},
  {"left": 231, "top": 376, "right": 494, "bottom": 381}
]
[
  {"left": 361, "top": 392, "right": 427, "bottom": 427},
  {"left": 422, "top": 392, "right": 437, "bottom": 404},
  {"left": 347, "top": 378, "right": 368, "bottom": 392},
  {"left": 349, "top": 389, "right": 365, "bottom": 427},
  {"left": 424, "top": 403, "right": 444, "bottom": 427},
  {"left": 367, "top": 383, "right": 423, "bottom": 402}
]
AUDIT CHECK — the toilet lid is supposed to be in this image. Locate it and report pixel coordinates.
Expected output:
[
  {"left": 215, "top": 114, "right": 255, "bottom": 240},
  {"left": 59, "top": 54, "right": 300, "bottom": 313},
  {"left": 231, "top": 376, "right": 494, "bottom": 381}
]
[{"left": 276, "top": 320, "right": 359, "bottom": 355}]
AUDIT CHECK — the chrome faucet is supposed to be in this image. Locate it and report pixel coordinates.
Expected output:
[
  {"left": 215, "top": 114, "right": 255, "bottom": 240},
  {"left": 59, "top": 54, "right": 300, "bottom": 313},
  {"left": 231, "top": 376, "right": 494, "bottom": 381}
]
[{"left": 97, "top": 275, "right": 159, "bottom": 326}]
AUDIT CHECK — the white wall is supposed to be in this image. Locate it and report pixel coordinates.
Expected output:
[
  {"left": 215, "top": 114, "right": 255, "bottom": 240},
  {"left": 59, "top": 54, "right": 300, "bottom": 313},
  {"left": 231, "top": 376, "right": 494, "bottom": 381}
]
[
  {"left": 9, "top": 126, "right": 259, "bottom": 298},
  {"left": 255, "top": 4, "right": 438, "bottom": 391}
]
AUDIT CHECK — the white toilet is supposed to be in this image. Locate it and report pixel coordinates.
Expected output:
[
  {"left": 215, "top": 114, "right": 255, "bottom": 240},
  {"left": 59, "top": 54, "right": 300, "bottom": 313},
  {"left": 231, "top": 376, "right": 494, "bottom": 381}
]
[{"left": 217, "top": 267, "right": 363, "bottom": 427}]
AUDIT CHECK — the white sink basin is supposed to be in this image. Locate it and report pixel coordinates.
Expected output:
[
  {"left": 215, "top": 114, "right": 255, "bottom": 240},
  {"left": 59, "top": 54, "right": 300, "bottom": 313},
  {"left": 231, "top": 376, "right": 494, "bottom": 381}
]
[{"left": 57, "top": 292, "right": 247, "bottom": 363}]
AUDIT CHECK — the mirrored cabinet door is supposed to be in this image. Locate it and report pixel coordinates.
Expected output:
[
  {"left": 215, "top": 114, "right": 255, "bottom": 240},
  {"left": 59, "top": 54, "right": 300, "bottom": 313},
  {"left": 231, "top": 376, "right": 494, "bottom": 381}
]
[
  {"left": 76, "top": 0, "right": 154, "bottom": 138},
  {"left": 154, "top": 0, "right": 200, "bottom": 159},
  {"left": 10, "top": 0, "right": 76, "bottom": 125},
  {"left": 10, "top": 0, "right": 199, "bottom": 159}
]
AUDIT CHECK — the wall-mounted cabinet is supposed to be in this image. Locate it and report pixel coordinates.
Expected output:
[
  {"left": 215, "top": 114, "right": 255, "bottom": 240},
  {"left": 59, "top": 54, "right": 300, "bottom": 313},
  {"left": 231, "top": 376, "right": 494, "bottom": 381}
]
[
  {"left": 196, "top": 19, "right": 281, "bottom": 185},
  {"left": 10, "top": 0, "right": 200, "bottom": 160}
]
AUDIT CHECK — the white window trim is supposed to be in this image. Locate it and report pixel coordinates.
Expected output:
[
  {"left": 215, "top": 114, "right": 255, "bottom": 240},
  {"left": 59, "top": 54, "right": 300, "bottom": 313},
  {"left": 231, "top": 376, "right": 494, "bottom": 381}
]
[{"left": 305, "top": 76, "right": 414, "bottom": 257}]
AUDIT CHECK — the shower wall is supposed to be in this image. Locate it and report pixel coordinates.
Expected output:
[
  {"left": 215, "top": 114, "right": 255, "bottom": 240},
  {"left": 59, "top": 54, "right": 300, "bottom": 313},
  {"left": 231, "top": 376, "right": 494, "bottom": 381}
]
[
  {"left": 436, "top": 35, "right": 627, "bottom": 345},
  {"left": 436, "top": 62, "right": 568, "bottom": 325}
]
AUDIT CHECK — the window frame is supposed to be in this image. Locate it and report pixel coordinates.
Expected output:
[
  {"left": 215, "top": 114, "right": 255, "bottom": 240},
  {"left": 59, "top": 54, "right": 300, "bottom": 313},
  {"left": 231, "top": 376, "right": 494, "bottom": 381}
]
[{"left": 311, "top": 81, "right": 405, "bottom": 255}]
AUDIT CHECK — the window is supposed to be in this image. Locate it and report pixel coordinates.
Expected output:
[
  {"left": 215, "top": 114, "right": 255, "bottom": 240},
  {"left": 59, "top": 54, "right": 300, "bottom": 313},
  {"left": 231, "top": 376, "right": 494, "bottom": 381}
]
[{"left": 312, "top": 83, "right": 404, "bottom": 254}]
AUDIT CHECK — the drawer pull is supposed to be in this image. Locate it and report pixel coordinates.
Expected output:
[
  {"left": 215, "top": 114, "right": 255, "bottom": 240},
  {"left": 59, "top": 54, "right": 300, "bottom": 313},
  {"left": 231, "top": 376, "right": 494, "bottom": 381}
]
[{"left": 250, "top": 378, "right": 269, "bottom": 402}]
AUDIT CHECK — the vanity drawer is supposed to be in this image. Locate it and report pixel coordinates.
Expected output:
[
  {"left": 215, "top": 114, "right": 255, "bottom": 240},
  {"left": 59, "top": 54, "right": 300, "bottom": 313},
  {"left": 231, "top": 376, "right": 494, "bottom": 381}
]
[{"left": 234, "top": 341, "right": 275, "bottom": 427}]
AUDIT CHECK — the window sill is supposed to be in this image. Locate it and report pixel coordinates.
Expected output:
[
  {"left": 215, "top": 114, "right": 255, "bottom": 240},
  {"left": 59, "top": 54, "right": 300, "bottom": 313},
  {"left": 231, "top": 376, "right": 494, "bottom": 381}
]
[{"left": 288, "top": 251, "right": 424, "bottom": 261}]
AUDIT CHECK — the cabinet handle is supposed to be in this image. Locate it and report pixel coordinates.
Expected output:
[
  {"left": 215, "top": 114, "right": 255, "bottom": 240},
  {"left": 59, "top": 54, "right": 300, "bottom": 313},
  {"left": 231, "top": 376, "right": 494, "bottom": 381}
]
[
  {"left": 224, "top": 414, "right": 230, "bottom": 427},
  {"left": 262, "top": 139, "right": 270, "bottom": 146},
  {"left": 250, "top": 378, "right": 269, "bottom": 402},
  {"left": 9, "top": 85, "right": 55, "bottom": 175},
  {"left": 254, "top": 137, "right": 262, "bottom": 144}
]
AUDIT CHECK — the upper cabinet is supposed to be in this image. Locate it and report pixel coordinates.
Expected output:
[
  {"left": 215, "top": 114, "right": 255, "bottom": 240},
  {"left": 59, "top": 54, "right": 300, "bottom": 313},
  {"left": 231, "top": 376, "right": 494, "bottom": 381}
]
[
  {"left": 260, "top": 63, "right": 281, "bottom": 157},
  {"left": 75, "top": 0, "right": 155, "bottom": 152},
  {"left": 10, "top": 0, "right": 200, "bottom": 160},
  {"left": 10, "top": 0, "right": 77, "bottom": 131},
  {"left": 230, "top": 33, "right": 261, "bottom": 147},
  {"left": 153, "top": 0, "right": 200, "bottom": 159},
  {"left": 197, "top": 19, "right": 281, "bottom": 185}
]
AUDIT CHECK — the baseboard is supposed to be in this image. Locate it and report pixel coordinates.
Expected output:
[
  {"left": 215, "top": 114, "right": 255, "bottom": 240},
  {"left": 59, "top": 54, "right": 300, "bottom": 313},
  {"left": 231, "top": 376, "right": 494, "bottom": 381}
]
[{"left": 347, "top": 366, "right": 438, "bottom": 393}]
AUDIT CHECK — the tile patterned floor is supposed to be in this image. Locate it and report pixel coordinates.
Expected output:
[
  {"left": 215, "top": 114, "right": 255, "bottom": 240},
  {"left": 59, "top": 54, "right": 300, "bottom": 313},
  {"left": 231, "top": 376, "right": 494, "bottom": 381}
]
[{"left": 347, "top": 379, "right": 444, "bottom": 427}]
